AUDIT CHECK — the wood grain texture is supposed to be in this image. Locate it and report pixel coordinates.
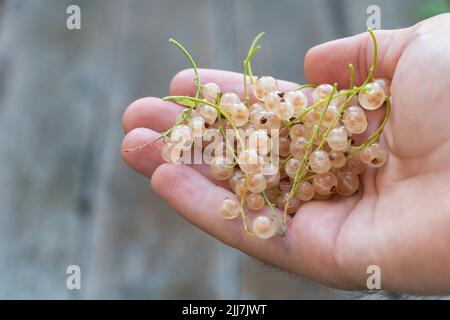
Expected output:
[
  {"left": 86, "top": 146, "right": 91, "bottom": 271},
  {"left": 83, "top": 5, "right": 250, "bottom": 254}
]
[{"left": 0, "top": 0, "right": 420, "bottom": 299}]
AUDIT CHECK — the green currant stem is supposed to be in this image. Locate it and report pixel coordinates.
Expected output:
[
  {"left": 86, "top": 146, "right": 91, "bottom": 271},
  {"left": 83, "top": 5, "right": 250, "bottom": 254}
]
[
  {"left": 293, "top": 83, "right": 318, "bottom": 91},
  {"left": 350, "top": 96, "right": 391, "bottom": 155},
  {"left": 243, "top": 33, "right": 266, "bottom": 105},
  {"left": 262, "top": 192, "right": 285, "bottom": 236},
  {"left": 362, "top": 28, "right": 378, "bottom": 86},
  {"left": 317, "top": 90, "right": 359, "bottom": 150},
  {"left": 169, "top": 39, "right": 201, "bottom": 99},
  {"left": 287, "top": 87, "right": 366, "bottom": 126},
  {"left": 217, "top": 113, "right": 239, "bottom": 163},
  {"left": 282, "top": 85, "right": 337, "bottom": 225},
  {"left": 348, "top": 64, "right": 355, "bottom": 90},
  {"left": 163, "top": 96, "right": 245, "bottom": 147}
]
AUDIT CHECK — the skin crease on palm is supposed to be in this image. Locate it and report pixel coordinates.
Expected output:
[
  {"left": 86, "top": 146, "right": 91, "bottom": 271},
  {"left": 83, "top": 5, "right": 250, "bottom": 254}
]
[{"left": 121, "top": 14, "right": 450, "bottom": 295}]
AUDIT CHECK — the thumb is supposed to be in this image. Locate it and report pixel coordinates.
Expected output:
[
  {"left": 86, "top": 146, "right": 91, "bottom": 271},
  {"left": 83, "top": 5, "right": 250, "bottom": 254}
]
[{"left": 304, "top": 28, "right": 413, "bottom": 87}]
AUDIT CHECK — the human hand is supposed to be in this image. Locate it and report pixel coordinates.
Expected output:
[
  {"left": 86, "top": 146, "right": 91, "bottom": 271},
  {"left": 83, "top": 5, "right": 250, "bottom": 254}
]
[{"left": 121, "top": 14, "right": 450, "bottom": 295}]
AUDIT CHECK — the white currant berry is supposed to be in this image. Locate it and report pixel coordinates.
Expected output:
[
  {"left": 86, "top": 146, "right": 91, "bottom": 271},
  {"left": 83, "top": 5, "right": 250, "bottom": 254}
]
[
  {"left": 343, "top": 106, "right": 368, "bottom": 135},
  {"left": 264, "top": 91, "right": 282, "bottom": 111},
  {"left": 238, "top": 149, "right": 264, "bottom": 174},
  {"left": 274, "top": 100, "right": 295, "bottom": 121},
  {"left": 210, "top": 156, "right": 234, "bottom": 181},
  {"left": 220, "top": 198, "right": 241, "bottom": 220},
  {"left": 247, "top": 173, "right": 267, "bottom": 194},
  {"left": 189, "top": 116, "right": 206, "bottom": 138},
  {"left": 252, "top": 216, "right": 278, "bottom": 239},
  {"left": 285, "top": 91, "right": 308, "bottom": 116},
  {"left": 312, "top": 84, "right": 334, "bottom": 103},
  {"left": 170, "top": 124, "right": 193, "bottom": 150},
  {"left": 246, "top": 193, "right": 265, "bottom": 211},
  {"left": 327, "top": 127, "right": 349, "bottom": 152},
  {"left": 375, "top": 78, "right": 391, "bottom": 96},
  {"left": 202, "top": 82, "right": 220, "bottom": 102},
  {"left": 253, "top": 76, "right": 279, "bottom": 100},
  {"left": 220, "top": 92, "right": 241, "bottom": 113},
  {"left": 231, "top": 103, "right": 250, "bottom": 127},
  {"left": 358, "top": 82, "right": 386, "bottom": 111},
  {"left": 309, "top": 150, "right": 331, "bottom": 174},
  {"left": 199, "top": 104, "right": 218, "bottom": 125},
  {"left": 360, "top": 143, "right": 388, "bottom": 168}
]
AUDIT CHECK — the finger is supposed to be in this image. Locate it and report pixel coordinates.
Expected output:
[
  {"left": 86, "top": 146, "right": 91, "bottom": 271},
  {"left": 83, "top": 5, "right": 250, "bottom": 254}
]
[
  {"left": 121, "top": 128, "right": 229, "bottom": 188},
  {"left": 170, "top": 68, "right": 299, "bottom": 101},
  {"left": 121, "top": 128, "right": 164, "bottom": 176},
  {"left": 304, "top": 28, "right": 412, "bottom": 87},
  {"left": 151, "top": 163, "right": 294, "bottom": 268},
  {"left": 122, "top": 97, "right": 184, "bottom": 134}
]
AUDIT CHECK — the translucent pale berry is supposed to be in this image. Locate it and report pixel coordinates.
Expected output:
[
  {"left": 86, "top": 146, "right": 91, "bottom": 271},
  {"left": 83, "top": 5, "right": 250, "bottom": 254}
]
[
  {"left": 249, "top": 130, "right": 270, "bottom": 155},
  {"left": 246, "top": 193, "right": 265, "bottom": 211},
  {"left": 252, "top": 216, "right": 278, "bottom": 239},
  {"left": 284, "top": 158, "right": 302, "bottom": 178},
  {"left": 220, "top": 198, "right": 241, "bottom": 220},
  {"left": 189, "top": 116, "right": 206, "bottom": 138},
  {"left": 304, "top": 109, "right": 320, "bottom": 124},
  {"left": 161, "top": 142, "right": 182, "bottom": 164},
  {"left": 231, "top": 103, "right": 250, "bottom": 127},
  {"left": 276, "top": 192, "right": 301, "bottom": 215},
  {"left": 323, "top": 105, "right": 339, "bottom": 126},
  {"left": 202, "top": 82, "right": 220, "bottom": 102},
  {"left": 220, "top": 92, "right": 240, "bottom": 113},
  {"left": 343, "top": 106, "right": 368, "bottom": 135},
  {"left": 309, "top": 150, "right": 331, "bottom": 174},
  {"left": 278, "top": 136, "right": 292, "bottom": 158},
  {"left": 265, "top": 187, "right": 279, "bottom": 204},
  {"left": 289, "top": 124, "right": 306, "bottom": 140},
  {"left": 274, "top": 101, "right": 295, "bottom": 121},
  {"left": 313, "top": 172, "right": 338, "bottom": 195},
  {"left": 360, "top": 143, "right": 388, "bottom": 168},
  {"left": 296, "top": 180, "right": 315, "bottom": 201},
  {"left": 264, "top": 91, "right": 282, "bottom": 111},
  {"left": 199, "top": 104, "right": 218, "bottom": 125},
  {"left": 247, "top": 173, "right": 267, "bottom": 194},
  {"left": 344, "top": 153, "right": 367, "bottom": 175},
  {"left": 238, "top": 149, "right": 264, "bottom": 174},
  {"left": 312, "top": 84, "right": 334, "bottom": 103},
  {"left": 375, "top": 78, "right": 391, "bottom": 96},
  {"left": 336, "top": 170, "right": 360, "bottom": 196},
  {"left": 289, "top": 137, "right": 307, "bottom": 160},
  {"left": 229, "top": 170, "right": 245, "bottom": 195},
  {"left": 285, "top": 91, "right": 308, "bottom": 117},
  {"left": 358, "top": 82, "right": 386, "bottom": 111},
  {"left": 170, "top": 124, "right": 193, "bottom": 150},
  {"left": 327, "top": 127, "right": 349, "bottom": 152},
  {"left": 329, "top": 151, "right": 347, "bottom": 169},
  {"left": 253, "top": 110, "right": 282, "bottom": 131},
  {"left": 210, "top": 156, "right": 234, "bottom": 181},
  {"left": 265, "top": 170, "right": 281, "bottom": 189},
  {"left": 253, "top": 76, "right": 279, "bottom": 100}
]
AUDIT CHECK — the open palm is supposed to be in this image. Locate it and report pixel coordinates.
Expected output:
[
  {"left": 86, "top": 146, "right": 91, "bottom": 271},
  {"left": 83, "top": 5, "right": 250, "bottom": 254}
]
[{"left": 122, "top": 14, "right": 450, "bottom": 295}]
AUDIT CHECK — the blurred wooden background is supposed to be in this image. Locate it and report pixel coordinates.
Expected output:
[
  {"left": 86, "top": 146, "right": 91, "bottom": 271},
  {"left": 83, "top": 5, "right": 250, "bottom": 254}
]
[{"left": 0, "top": 0, "right": 423, "bottom": 299}]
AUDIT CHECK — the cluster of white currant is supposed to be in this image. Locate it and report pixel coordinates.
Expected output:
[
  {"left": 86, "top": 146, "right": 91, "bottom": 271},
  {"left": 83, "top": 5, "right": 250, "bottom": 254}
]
[{"left": 132, "top": 30, "right": 391, "bottom": 240}]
